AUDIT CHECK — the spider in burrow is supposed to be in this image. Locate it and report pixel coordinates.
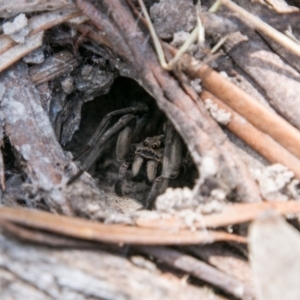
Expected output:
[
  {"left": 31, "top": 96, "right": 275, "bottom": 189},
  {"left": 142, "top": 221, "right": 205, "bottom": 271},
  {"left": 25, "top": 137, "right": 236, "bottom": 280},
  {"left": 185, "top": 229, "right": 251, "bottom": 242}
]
[{"left": 73, "top": 101, "right": 191, "bottom": 208}]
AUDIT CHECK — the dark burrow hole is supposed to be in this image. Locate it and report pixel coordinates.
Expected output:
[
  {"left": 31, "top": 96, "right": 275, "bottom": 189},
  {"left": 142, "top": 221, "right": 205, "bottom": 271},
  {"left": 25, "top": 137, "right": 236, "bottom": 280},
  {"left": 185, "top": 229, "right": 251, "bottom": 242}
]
[{"left": 67, "top": 77, "right": 198, "bottom": 207}]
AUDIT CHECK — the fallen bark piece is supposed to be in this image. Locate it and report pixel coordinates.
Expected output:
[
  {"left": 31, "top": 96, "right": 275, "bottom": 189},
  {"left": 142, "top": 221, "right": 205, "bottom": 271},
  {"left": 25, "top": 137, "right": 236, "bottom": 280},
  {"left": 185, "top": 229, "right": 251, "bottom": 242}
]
[
  {"left": 0, "top": 62, "right": 103, "bottom": 214},
  {"left": 249, "top": 211, "right": 300, "bottom": 300},
  {"left": 0, "top": 207, "right": 246, "bottom": 245},
  {"left": 0, "top": 0, "right": 76, "bottom": 18},
  {"left": 0, "top": 62, "right": 68, "bottom": 186},
  {"left": 29, "top": 50, "right": 79, "bottom": 85},
  {"left": 0, "top": 8, "right": 82, "bottom": 70},
  {"left": 0, "top": 233, "right": 222, "bottom": 300}
]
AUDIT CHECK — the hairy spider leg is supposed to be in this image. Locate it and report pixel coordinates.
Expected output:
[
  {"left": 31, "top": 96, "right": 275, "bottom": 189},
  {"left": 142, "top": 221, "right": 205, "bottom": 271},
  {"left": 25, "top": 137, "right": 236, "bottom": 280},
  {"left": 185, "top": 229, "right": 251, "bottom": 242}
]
[
  {"left": 116, "top": 112, "right": 149, "bottom": 163},
  {"left": 146, "top": 160, "right": 159, "bottom": 183},
  {"left": 82, "top": 114, "right": 136, "bottom": 171},
  {"left": 68, "top": 105, "right": 148, "bottom": 186},
  {"left": 116, "top": 121, "right": 136, "bottom": 162},
  {"left": 68, "top": 114, "right": 137, "bottom": 185},
  {"left": 76, "top": 103, "right": 148, "bottom": 168},
  {"left": 89, "top": 104, "right": 148, "bottom": 149},
  {"left": 161, "top": 121, "right": 182, "bottom": 179},
  {"left": 114, "top": 113, "right": 150, "bottom": 196},
  {"left": 146, "top": 176, "right": 164, "bottom": 209},
  {"left": 132, "top": 113, "right": 149, "bottom": 143},
  {"left": 115, "top": 162, "right": 131, "bottom": 196},
  {"left": 75, "top": 104, "right": 148, "bottom": 161},
  {"left": 147, "top": 122, "right": 182, "bottom": 208}
]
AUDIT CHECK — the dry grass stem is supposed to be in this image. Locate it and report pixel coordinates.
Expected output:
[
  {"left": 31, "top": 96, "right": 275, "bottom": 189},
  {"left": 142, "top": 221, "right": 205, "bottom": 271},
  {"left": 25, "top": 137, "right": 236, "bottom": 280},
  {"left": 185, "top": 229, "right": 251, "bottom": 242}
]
[
  {"left": 184, "top": 60, "right": 300, "bottom": 161},
  {"left": 201, "top": 90, "right": 300, "bottom": 181},
  {"left": 137, "top": 246, "right": 254, "bottom": 299},
  {"left": 135, "top": 201, "right": 300, "bottom": 229},
  {"left": 0, "top": 207, "right": 246, "bottom": 245},
  {"left": 218, "top": 0, "right": 300, "bottom": 58}
]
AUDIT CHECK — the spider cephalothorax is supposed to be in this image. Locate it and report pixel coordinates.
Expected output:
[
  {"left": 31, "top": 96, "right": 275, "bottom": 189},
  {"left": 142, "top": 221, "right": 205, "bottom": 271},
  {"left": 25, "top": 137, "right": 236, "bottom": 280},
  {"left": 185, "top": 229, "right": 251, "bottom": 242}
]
[{"left": 132, "top": 135, "right": 164, "bottom": 183}]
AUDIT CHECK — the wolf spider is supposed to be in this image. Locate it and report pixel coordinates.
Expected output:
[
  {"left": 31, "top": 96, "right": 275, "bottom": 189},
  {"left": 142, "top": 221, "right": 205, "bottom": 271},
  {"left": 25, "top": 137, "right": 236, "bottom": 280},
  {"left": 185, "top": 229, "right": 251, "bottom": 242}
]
[{"left": 77, "top": 102, "right": 183, "bottom": 208}]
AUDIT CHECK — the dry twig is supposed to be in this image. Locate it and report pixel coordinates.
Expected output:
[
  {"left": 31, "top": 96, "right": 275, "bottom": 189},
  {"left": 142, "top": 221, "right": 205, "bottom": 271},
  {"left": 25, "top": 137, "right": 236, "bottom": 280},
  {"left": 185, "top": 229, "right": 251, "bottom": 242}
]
[
  {"left": 0, "top": 207, "right": 246, "bottom": 245},
  {"left": 213, "top": 0, "right": 300, "bottom": 58},
  {"left": 135, "top": 201, "right": 300, "bottom": 229},
  {"left": 201, "top": 90, "right": 300, "bottom": 180},
  {"left": 180, "top": 57, "right": 300, "bottom": 161},
  {"left": 137, "top": 246, "right": 254, "bottom": 300}
]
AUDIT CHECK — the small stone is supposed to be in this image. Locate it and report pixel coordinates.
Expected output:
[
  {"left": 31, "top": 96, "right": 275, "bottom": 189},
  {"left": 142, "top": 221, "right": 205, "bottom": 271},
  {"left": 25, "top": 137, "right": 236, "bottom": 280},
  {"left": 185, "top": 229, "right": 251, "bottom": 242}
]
[
  {"left": 23, "top": 48, "right": 45, "bottom": 64},
  {"left": 204, "top": 98, "right": 231, "bottom": 125},
  {"left": 256, "top": 163, "right": 294, "bottom": 201},
  {"left": 61, "top": 76, "right": 74, "bottom": 94},
  {"left": 3, "top": 14, "right": 28, "bottom": 35}
]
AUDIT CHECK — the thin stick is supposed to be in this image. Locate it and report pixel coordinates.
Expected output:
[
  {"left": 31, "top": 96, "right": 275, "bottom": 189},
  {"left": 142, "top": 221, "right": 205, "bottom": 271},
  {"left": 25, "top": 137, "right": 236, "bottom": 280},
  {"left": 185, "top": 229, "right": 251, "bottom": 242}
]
[
  {"left": 137, "top": 0, "right": 200, "bottom": 70},
  {"left": 135, "top": 201, "right": 300, "bottom": 229},
  {"left": 201, "top": 90, "right": 300, "bottom": 180},
  {"left": 137, "top": 246, "right": 254, "bottom": 299},
  {"left": 0, "top": 207, "right": 246, "bottom": 245},
  {"left": 218, "top": 0, "right": 300, "bottom": 58},
  {"left": 0, "top": 36, "right": 14, "bottom": 56},
  {"left": 137, "top": 0, "right": 168, "bottom": 69},
  {"left": 167, "top": 26, "right": 199, "bottom": 70},
  {"left": 0, "top": 219, "right": 97, "bottom": 247},
  {"left": 182, "top": 58, "right": 300, "bottom": 161}
]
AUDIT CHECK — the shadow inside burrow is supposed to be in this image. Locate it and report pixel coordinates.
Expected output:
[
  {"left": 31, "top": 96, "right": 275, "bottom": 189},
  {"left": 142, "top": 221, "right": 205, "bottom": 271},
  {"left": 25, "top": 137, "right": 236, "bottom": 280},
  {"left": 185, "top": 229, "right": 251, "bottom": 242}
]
[{"left": 66, "top": 77, "right": 198, "bottom": 208}]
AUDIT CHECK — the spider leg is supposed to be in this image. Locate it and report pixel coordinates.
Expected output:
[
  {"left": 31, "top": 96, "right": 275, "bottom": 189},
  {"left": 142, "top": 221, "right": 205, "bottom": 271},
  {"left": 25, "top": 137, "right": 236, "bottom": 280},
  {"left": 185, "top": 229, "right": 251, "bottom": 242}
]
[
  {"left": 146, "top": 121, "right": 183, "bottom": 208},
  {"left": 69, "top": 104, "right": 148, "bottom": 185},
  {"left": 146, "top": 160, "right": 158, "bottom": 183},
  {"left": 114, "top": 113, "right": 150, "bottom": 195},
  {"left": 132, "top": 113, "right": 149, "bottom": 142},
  {"left": 116, "top": 121, "right": 136, "bottom": 162},
  {"left": 82, "top": 114, "right": 136, "bottom": 170},
  {"left": 116, "top": 112, "right": 149, "bottom": 163},
  {"left": 146, "top": 176, "right": 167, "bottom": 209},
  {"left": 132, "top": 156, "right": 144, "bottom": 178},
  {"left": 76, "top": 104, "right": 148, "bottom": 160},
  {"left": 165, "top": 124, "right": 182, "bottom": 179},
  {"left": 115, "top": 162, "right": 130, "bottom": 196},
  {"left": 88, "top": 103, "right": 148, "bottom": 149}
]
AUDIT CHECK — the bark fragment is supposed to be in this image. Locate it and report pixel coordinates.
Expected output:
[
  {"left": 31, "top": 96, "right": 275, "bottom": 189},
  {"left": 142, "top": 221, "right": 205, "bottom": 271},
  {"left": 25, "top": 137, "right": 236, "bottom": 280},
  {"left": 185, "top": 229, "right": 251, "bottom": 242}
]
[
  {"left": 0, "top": 233, "right": 222, "bottom": 300},
  {"left": 0, "top": 62, "right": 102, "bottom": 214}
]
